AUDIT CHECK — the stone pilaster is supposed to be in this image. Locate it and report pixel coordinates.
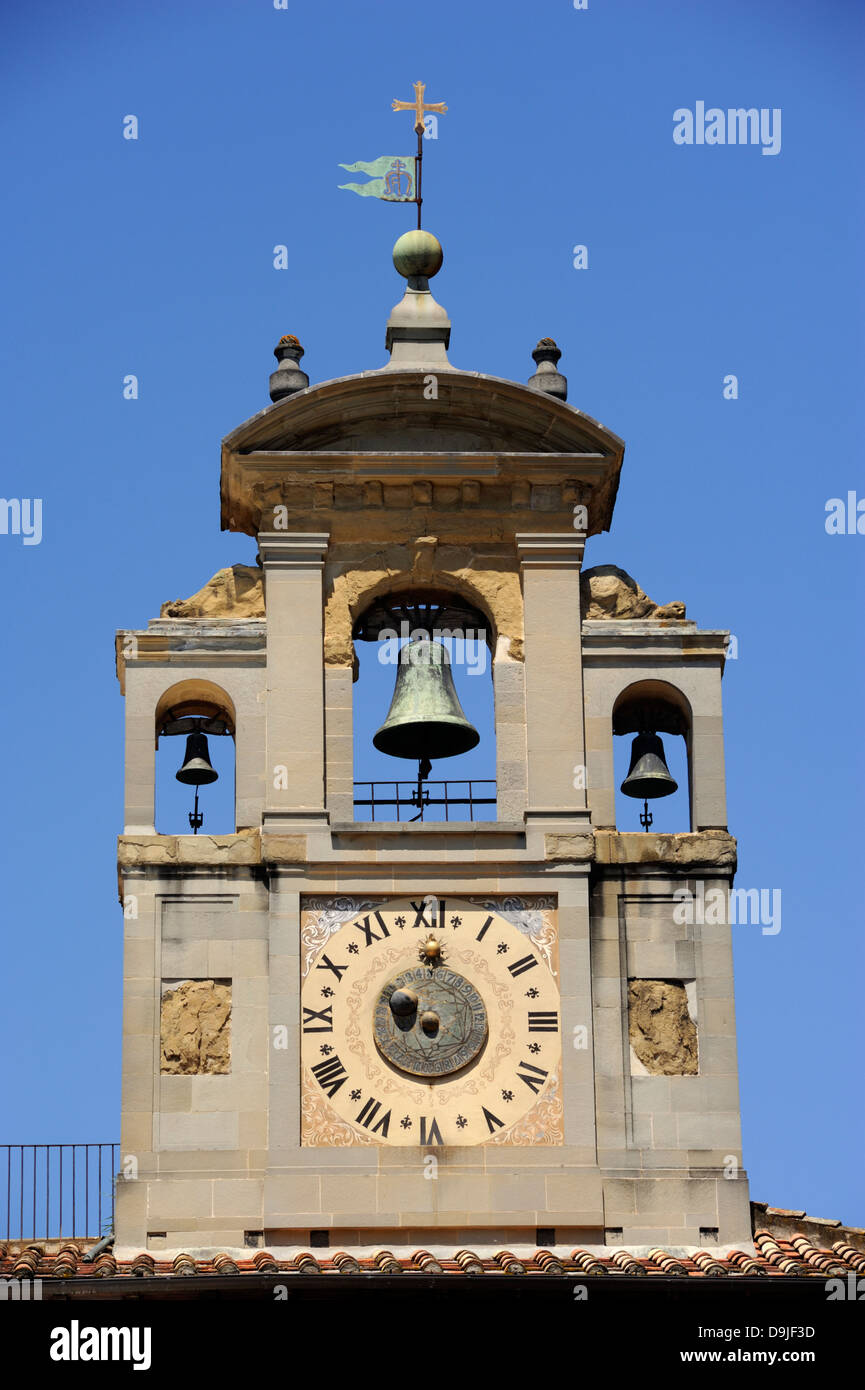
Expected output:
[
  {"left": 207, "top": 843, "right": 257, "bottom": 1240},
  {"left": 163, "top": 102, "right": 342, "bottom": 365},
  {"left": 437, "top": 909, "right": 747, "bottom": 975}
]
[
  {"left": 259, "top": 532, "right": 329, "bottom": 830},
  {"left": 516, "top": 533, "right": 588, "bottom": 826}
]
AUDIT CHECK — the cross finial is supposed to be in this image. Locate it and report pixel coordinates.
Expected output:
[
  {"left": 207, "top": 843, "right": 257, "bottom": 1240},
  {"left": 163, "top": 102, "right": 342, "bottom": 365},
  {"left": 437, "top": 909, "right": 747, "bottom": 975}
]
[{"left": 392, "top": 80, "right": 447, "bottom": 135}]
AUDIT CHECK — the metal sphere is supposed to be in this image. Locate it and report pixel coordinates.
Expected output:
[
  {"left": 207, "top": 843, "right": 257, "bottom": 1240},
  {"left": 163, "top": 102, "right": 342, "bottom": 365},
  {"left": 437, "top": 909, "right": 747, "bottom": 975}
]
[
  {"left": 392, "top": 229, "right": 443, "bottom": 280},
  {"left": 389, "top": 988, "right": 418, "bottom": 1017}
]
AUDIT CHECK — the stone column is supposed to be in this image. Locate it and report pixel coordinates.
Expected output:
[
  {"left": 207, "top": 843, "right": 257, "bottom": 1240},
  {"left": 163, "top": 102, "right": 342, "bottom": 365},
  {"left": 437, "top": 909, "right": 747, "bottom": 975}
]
[
  {"left": 259, "top": 532, "right": 329, "bottom": 830},
  {"left": 515, "top": 533, "right": 588, "bottom": 825}
]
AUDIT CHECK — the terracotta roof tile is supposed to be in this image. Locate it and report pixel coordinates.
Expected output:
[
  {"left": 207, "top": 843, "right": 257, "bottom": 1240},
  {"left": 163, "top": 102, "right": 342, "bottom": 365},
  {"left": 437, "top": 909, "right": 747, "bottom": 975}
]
[
  {"left": 571, "top": 1249, "right": 607, "bottom": 1276},
  {"left": 1, "top": 1217, "right": 862, "bottom": 1285},
  {"left": 412, "top": 1249, "right": 444, "bottom": 1274},
  {"left": 294, "top": 1252, "right": 321, "bottom": 1274}
]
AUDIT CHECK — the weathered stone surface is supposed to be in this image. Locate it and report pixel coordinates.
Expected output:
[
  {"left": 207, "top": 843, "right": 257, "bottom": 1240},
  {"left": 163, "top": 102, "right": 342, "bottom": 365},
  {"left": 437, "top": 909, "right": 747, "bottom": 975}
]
[
  {"left": 628, "top": 980, "right": 698, "bottom": 1076},
  {"left": 160, "top": 979, "right": 231, "bottom": 1075},
  {"left": 582, "top": 565, "right": 685, "bottom": 621},
  {"left": 323, "top": 540, "right": 524, "bottom": 670},
  {"left": 160, "top": 564, "right": 264, "bottom": 618},
  {"left": 260, "top": 834, "right": 308, "bottom": 864},
  {"left": 544, "top": 833, "right": 595, "bottom": 861},
  {"left": 118, "top": 829, "right": 260, "bottom": 868},
  {"left": 594, "top": 830, "right": 737, "bottom": 870}
]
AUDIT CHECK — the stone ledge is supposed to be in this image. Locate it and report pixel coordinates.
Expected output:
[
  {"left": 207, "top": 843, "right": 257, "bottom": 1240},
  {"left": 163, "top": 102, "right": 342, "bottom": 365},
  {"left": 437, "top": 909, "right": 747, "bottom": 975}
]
[
  {"left": 544, "top": 833, "right": 595, "bottom": 861},
  {"left": 593, "top": 830, "right": 737, "bottom": 870},
  {"left": 118, "top": 829, "right": 261, "bottom": 869}
]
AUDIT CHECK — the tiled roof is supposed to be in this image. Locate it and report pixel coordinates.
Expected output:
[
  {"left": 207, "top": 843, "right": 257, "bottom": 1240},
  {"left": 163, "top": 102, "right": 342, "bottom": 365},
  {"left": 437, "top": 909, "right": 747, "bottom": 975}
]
[{"left": 1, "top": 1231, "right": 863, "bottom": 1282}]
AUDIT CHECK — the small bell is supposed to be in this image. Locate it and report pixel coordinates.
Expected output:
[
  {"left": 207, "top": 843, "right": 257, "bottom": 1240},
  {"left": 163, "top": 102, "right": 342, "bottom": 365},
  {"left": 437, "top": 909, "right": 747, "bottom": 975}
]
[
  {"left": 175, "top": 732, "right": 218, "bottom": 834},
  {"left": 620, "top": 731, "right": 677, "bottom": 831},
  {"left": 175, "top": 733, "right": 219, "bottom": 786}
]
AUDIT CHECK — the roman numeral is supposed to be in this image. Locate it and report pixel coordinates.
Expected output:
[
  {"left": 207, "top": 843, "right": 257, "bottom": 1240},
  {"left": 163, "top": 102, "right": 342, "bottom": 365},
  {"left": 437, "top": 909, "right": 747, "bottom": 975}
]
[
  {"left": 475, "top": 915, "right": 493, "bottom": 942},
  {"left": 354, "top": 911, "right": 390, "bottom": 947},
  {"left": 482, "top": 1106, "right": 504, "bottom": 1133},
  {"left": 410, "top": 899, "right": 435, "bottom": 931},
  {"left": 311, "top": 1053, "right": 348, "bottom": 1098},
  {"left": 516, "top": 1061, "right": 549, "bottom": 1094},
  {"left": 302, "top": 1005, "right": 333, "bottom": 1033},
  {"left": 508, "top": 953, "right": 538, "bottom": 978},
  {"left": 315, "top": 954, "right": 348, "bottom": 983},
  {"left": 419, "top": 1116, "right": 443, "bottom": 1146},
  {"left": 356, "top": 1096, "right": 391, "bottom": 1138},
  {"left": 527, "top": 1011, "right": 558, "bottom": 1032}
]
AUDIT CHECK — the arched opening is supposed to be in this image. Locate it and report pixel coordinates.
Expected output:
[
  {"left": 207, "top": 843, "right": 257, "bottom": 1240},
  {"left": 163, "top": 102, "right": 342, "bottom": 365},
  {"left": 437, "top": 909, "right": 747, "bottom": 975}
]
[
  {"left": 154, "top": 680, "right": 237, "bottom": 835},
  {"left": 612, "top": 680, "right": 692, "bottom": 833},
  {"left": 351, "top": 590, "right": 497, "bottom": 822}
]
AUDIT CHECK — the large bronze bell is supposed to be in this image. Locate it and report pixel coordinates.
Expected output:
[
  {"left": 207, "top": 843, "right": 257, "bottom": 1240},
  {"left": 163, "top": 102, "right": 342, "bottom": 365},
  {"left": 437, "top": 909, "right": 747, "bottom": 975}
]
[
  {"left": 175, "top": 732, "right": 219, "bottom": 786},
  {"left": 373, "top": 637, "right": 479, "bottom": 764},
  {"left": 620, "top": 732, "right": 677, "bottom": 801}
]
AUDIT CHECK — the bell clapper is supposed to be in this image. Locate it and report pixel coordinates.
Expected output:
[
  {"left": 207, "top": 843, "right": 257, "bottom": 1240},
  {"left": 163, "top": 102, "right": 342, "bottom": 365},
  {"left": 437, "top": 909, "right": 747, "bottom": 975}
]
[
  {"left": 410, "top": 756, "right": 432, "bottom": 821},
  {"left": 640, "top": 798, "right": 652, "bottom": 833},
  {"left": 189, "top": 786, "right": 204, "bottom": 834}
]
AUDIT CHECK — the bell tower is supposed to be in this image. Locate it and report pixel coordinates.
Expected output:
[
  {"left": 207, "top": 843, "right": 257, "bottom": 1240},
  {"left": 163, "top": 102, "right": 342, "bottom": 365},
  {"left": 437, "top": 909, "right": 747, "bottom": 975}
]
[{"left": 115, "top": 229, "right": 751, "bottom": 1254}]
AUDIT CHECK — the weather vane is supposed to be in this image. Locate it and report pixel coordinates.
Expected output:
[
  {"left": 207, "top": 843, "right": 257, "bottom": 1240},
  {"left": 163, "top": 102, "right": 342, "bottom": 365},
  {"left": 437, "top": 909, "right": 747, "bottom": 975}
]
[{"left": 338, "top": 81, "right": 447, "bottom": 230}]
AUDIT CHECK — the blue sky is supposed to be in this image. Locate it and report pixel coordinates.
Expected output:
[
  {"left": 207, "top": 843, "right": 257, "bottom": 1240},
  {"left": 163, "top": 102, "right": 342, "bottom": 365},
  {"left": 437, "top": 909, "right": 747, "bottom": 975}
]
[{"left": 1, "top": 0, "right": 862, "bottom": 1228}]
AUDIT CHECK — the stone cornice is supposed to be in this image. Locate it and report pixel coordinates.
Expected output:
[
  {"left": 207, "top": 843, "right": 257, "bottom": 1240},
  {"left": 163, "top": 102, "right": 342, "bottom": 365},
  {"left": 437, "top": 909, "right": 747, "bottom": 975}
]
[
  {"left": 516, "top": 532, "right": 586, "bottom": 568},
  {"left": 220, "top": 370, "right": 625, "bottom": 538},
  {"left": 116, "top": 826, "right": 736, "bottom": 875},
  {"left": 581, "top": 621, "right": 729, "bottom": 664},
  {"left": 257, "top": 532, "right": 329, "bottom": 569},
  {"left": 114, "top": 622, "right": 266, "bottom": 691}
]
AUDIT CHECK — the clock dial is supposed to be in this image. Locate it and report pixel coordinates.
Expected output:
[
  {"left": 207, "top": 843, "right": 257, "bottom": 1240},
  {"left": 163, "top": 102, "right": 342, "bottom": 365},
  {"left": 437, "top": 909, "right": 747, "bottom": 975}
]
[{"left": 300, "top": 897, "right": 561, "bottom": 1146}]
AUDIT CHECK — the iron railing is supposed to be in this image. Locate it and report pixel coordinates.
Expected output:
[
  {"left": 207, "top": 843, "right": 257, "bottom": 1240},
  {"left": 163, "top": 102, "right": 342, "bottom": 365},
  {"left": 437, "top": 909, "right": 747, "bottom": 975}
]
[
  {"left": 2, "top": 1144, "right": 119, "bottom": 1242},
  {"left": 353, "top": 778, "right": 496, "bottom": 822}
]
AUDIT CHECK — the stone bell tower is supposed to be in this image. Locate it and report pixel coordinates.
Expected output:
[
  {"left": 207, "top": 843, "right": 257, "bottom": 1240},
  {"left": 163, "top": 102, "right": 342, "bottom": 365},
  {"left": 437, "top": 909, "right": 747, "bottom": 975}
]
[{"left": 115, "top": 230, "right": 751, "bottom": 1254}]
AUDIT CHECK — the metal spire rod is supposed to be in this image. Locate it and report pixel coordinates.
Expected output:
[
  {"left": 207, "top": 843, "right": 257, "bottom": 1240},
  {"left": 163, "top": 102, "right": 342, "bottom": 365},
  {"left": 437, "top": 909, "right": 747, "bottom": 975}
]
[{"left": 391, "top": 81, "right": 447, "bottom": 229}]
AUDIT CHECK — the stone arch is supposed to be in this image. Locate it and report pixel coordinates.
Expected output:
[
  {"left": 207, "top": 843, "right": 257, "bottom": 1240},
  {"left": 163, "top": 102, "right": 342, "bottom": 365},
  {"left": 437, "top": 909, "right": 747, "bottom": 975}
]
[
  {"left": 154, "top": 679, "right": 237, "bottom": 739},
  {"left": 323, "top": 540, "right": 524, "bottom": 675},
  {"left": 612, "top": 679, "right": 692, "bottom": 738}
]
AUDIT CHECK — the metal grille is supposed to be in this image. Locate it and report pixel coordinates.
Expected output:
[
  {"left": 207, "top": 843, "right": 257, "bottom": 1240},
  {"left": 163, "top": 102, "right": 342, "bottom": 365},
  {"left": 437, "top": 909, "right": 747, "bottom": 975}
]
[
  {"left": 353, "top": 779, "right": 496, "bottom": 822},
  {"left": 2, "top": 1144, "right": 119, "bottom": 1241}
]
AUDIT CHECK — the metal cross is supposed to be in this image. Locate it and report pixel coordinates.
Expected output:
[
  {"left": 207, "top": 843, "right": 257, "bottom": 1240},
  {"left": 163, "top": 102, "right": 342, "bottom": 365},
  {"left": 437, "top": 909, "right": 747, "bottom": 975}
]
[{"left": 392, "top": 80, "right": 447, "bottom": 135}]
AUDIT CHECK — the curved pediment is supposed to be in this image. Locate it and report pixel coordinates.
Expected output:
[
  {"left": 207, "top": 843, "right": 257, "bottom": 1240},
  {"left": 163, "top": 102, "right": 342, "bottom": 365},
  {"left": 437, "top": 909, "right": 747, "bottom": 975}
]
[{"left": 223, "top": 368, "right": 624, "bottom": 458}]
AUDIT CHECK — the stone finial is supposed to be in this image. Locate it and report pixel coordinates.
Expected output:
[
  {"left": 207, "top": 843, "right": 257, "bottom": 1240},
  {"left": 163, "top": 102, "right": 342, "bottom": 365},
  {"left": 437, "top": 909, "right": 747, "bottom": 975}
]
[
  {"left": 528, "top": 337, "right": 567, "bottom": 401},
  {"left": 269, "top": 333, "right": 309, "bottom": 402},
  {"left": 384, "top": 230, "right": 452, "bottom": 371}
]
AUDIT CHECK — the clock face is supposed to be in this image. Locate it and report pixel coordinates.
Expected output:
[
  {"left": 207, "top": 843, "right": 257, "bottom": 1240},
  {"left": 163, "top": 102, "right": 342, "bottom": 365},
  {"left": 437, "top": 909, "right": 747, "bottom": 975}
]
[{"left": 300, "top": 897, "right": 561, "bottom": 1146}]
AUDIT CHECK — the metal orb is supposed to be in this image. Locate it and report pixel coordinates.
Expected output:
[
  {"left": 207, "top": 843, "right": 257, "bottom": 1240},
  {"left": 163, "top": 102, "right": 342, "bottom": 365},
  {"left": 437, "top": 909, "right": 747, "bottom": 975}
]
[{"left": 389, "top": 988, "right": 418, "bottom": 1018}]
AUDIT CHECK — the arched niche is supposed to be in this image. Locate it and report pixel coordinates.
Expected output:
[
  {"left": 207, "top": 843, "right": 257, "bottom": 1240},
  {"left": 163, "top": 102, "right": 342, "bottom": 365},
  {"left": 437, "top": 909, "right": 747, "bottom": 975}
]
[
  {"left": 154, "top": 680, "right": 237, "bottom": 834},
  {"left": 327, "top": 581, "right": 510, "bottom": 824},
  {"left": 612, "top": 680, "right": 693, "bottom": 833}
]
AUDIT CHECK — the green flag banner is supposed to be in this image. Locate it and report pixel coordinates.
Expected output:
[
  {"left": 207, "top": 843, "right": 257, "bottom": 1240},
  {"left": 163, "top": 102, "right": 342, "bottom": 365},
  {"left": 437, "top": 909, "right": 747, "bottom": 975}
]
[{"left": 338, "top": 155, "right": 416, "bottom": 201}]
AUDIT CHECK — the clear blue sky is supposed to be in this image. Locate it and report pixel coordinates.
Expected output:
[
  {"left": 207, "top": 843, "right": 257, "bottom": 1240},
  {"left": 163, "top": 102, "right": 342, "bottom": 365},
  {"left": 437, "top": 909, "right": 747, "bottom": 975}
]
[{"left": 1, "top": 0, "right": 862, "bottom": 1229}]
